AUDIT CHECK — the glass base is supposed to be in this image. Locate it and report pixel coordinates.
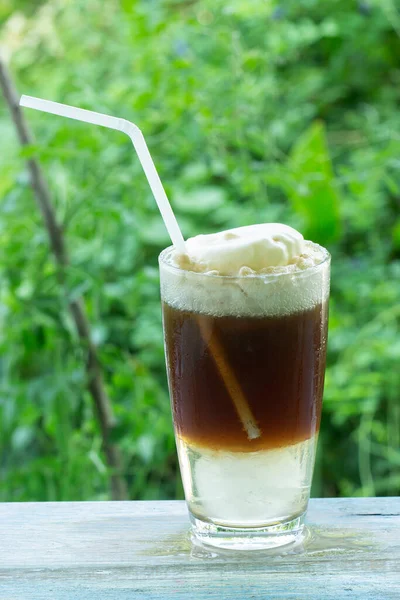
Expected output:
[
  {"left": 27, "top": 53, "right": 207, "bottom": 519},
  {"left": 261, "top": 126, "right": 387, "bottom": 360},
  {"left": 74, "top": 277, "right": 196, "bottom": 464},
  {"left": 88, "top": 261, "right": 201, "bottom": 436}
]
[{"left": 190, "top": 512, "right": 305, "bottom": 551}]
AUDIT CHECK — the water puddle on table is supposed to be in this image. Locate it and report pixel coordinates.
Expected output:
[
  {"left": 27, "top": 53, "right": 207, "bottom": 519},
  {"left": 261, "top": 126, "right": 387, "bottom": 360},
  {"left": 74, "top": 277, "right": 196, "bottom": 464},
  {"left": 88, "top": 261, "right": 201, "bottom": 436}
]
[{"left": 145, "top": 525, "right": 374, "bottom": 562}]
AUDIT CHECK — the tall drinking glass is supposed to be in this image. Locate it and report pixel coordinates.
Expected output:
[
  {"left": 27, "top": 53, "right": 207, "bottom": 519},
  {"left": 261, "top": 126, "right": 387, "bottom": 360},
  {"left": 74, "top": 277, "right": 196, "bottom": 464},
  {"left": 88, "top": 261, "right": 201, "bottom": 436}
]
[{"left": 159, "top": 243, "right": 330, "bottom": 550}]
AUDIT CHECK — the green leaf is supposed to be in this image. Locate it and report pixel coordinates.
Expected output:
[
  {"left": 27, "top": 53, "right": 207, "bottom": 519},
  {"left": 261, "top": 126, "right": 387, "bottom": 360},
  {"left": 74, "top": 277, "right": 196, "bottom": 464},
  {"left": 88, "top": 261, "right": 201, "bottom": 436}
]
[
  {"left": 173, "top": 186, "right": 227, "bottom": 215},
  {"left": 392, "top": 220, "right": 400, "bottom": 249},
  {"left": 286, "top": 121, "right": 342, "bottom": 244}
]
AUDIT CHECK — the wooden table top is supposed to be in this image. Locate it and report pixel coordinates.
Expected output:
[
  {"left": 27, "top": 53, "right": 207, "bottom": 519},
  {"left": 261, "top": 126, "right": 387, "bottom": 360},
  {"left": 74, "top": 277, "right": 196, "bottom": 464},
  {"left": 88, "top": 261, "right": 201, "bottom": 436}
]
[{"left": 0, "top": 498, "right": 399, "bottom": 599}]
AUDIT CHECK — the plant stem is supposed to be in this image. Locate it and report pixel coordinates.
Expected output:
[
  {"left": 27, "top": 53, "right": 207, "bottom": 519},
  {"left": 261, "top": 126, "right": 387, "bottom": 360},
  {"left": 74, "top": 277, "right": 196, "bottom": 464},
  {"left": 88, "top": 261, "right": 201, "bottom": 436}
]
[{"left": 0, "top": 58, "right": 127, "bottom": 500}]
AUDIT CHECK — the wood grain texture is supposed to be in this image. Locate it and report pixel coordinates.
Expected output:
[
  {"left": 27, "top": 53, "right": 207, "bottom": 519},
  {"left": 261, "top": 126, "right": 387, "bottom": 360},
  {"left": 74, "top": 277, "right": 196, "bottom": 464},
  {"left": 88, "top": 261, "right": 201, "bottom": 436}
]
[{"left": 0, "top": 498, "right": 399, "bottom": 599}]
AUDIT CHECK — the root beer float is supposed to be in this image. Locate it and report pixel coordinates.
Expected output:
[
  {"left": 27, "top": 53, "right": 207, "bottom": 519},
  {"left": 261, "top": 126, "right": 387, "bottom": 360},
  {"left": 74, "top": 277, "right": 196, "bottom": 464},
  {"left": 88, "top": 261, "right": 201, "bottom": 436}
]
[{"left": 160, "top": 224, "right": 330, "bottom": 535}]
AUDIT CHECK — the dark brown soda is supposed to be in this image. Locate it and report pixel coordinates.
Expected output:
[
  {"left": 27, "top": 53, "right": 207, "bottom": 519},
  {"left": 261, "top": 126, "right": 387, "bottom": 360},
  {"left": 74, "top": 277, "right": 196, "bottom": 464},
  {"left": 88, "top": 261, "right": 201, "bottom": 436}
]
[{"left": 163, "top": 301, "right": 328, "bottom": 452}]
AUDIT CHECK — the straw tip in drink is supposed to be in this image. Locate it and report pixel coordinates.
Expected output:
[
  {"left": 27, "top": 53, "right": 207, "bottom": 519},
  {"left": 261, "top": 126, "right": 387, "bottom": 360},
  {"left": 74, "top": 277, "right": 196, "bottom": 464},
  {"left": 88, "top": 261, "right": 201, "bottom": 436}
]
[{"left": 247, "top": 422, "right": 262, "bottom": 440}]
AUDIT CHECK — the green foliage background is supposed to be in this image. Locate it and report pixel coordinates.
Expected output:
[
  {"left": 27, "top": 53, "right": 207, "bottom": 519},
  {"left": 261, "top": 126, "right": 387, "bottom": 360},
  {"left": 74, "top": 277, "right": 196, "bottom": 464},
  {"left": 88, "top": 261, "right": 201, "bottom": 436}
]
[{"left": 1, "top": 0, "right": 399, "bottom": 501}]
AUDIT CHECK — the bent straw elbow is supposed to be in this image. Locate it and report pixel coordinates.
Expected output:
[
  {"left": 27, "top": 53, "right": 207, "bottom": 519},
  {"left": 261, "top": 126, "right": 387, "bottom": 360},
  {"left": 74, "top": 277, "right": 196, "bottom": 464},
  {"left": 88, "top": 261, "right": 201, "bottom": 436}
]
[{"left": 117, "top": 118, "right": 143, "bottom": 143}]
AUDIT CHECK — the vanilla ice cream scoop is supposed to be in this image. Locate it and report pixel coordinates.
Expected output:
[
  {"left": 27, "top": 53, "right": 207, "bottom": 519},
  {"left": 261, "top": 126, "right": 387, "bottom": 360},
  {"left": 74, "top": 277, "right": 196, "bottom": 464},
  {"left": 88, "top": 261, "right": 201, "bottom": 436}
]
[{"left": 177, "top": 223, "right": 305, "bottom": 276}]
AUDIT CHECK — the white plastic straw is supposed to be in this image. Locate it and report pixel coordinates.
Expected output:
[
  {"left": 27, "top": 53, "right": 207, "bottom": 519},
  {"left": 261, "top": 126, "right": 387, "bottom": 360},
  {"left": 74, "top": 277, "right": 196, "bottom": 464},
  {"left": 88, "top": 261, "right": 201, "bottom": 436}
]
[
  {"left": 20, "top": 95, "right": 186, "bottom": 254},
  {"left": 197, "top": 317, "right": 261, "bottom": 440}
]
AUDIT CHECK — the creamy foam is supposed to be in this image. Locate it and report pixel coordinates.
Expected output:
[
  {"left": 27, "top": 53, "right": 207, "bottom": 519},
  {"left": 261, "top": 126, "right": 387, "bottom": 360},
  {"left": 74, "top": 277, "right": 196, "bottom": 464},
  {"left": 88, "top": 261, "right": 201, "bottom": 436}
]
[{"left": 159, "top": 224, "right": 330, "bottom": 318}]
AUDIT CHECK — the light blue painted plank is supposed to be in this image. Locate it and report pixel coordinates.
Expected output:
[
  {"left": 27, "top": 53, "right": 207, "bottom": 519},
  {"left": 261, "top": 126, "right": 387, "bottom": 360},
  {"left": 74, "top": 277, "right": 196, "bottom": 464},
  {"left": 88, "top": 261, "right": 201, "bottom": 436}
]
[{"left": 0, "top": 499, "right": 399, "bottom": 598}]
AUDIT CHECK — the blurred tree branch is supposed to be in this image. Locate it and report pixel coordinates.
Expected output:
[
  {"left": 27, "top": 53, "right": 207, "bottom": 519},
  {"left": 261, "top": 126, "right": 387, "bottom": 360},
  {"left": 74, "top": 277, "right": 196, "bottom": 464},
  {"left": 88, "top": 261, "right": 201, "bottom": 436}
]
[{"left": 0, "top": 58, "right": 127, "bottom": 500}]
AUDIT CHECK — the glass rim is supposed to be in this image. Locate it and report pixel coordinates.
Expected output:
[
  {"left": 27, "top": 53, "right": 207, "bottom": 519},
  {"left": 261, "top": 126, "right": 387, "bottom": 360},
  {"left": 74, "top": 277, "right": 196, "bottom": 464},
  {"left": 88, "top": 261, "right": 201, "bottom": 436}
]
[{"left": 158, "top": 242, "right": 331, "bottom": 282}]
